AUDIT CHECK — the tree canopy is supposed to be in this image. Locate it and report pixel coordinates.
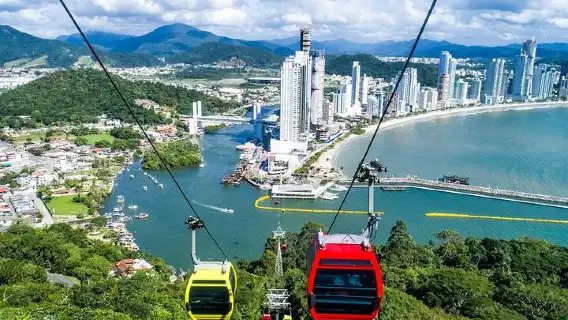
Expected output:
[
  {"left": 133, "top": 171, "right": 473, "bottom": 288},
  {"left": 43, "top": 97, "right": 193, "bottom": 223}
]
[{"left": 143, "top": 140, "right": 201, "bottom": 170}]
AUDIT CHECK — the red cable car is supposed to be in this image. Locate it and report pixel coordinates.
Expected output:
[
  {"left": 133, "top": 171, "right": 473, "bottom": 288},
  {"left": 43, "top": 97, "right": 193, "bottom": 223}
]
[{"left": 307, "top": 230, "right": 383, "bottom": 320}]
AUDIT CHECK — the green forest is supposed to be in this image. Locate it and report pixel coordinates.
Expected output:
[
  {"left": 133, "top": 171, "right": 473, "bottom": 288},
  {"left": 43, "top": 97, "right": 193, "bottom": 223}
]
[
  {"left": 143, "top": 140, "right": 201, "bottom": 170},
  {"left": 0, "top": 69, "right": 239, "bottom": 125},
  {"left": 167, "top": 43, "right": 285, "bottom": 68},
  {"left": 1, "top": 219, "right": 566, "bottom": 319},
  {"left": 326, "top": 54, "right": 438, "bottom": 87}
]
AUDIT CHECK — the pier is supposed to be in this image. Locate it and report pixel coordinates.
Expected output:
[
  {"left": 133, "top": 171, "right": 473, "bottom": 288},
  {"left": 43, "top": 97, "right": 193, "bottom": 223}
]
[
  {"left": 426, "top": 212, "right": 568, "bottom": 225},
  {"left": 254, "top": 195, "right": 382, "bottom": 215},
  {"left": 338, "top": 176, "right": 568, "bottom": 208}
]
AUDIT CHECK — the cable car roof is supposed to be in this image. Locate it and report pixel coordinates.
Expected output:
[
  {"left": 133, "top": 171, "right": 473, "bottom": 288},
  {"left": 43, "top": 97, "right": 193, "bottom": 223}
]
[{"left": 315, "top": 231, "right": 373, "bottom": 253}]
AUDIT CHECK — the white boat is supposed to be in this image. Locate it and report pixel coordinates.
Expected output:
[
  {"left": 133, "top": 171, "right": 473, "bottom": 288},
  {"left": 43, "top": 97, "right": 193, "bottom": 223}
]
[
  {"left": 199, "top": 163, "right": 205, "bottom": 168},
  {"left": 128, "top": 204, "right": 138, "bottom": 210},
  {"left": 143, "top": 186, "right": 148, "bottom": 191},
  {"left": 117, "top": 195, "right": 124, "bottom": 203},
  {"left": 329, "top": 184, "right": 348, "bottom": 192},
  {"left": 158, "top": 183, "right": 164, "bottom": 188},
  {"left": 113, "top": 207, "right": 121, "bottom": 212},
  {"left": 143, "top": 172, "right": 148, "bottom": 176},
  {"left": 259, "top": 184, "right": 271, "bottom": 190},
  {"left": 320, "top": 192, "right": 339, "bottom": 200},
  {"left": 129, "top": 174, "right": 134, "bottom": 179},
  {"left": 137, "top": 213, "right": 149, "bottom": 219},
  {"left": 222, "top": 208, "right": 234, "bottom": 214}
]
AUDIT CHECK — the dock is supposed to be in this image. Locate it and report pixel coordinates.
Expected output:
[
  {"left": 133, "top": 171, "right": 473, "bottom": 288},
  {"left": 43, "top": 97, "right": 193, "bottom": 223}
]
[
  {"left": 426, "top": 212, "right": 568, "bottom": 225},
  {"left": 338, "top": 177, "right": 568, "bottom": 208},
  {"left": 254, "top": 195, "right": 382, "bottom": 215}
]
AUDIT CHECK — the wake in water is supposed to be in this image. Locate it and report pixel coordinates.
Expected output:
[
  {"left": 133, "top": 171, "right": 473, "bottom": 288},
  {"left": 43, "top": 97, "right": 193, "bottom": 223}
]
[{"left": 193, "top": 200, "right": 234, "bottom": 214}]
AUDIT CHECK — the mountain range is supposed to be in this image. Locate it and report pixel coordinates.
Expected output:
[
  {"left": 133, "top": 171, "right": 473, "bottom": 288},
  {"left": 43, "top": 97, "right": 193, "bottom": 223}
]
[{"left": 3, "top": 23, "right": 568, "bottom": 69}]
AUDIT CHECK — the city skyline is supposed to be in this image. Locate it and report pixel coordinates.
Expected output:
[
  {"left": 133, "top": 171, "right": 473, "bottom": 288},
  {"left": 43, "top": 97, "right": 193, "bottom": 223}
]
[{"left": 2, "top": 0, "right": 568, "bottom": 46}]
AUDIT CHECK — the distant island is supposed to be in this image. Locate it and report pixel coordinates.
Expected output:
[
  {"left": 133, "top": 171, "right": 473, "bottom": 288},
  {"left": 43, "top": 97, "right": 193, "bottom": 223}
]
[{"left": 142, "top": 140, "right": 201, "bottom": 170}]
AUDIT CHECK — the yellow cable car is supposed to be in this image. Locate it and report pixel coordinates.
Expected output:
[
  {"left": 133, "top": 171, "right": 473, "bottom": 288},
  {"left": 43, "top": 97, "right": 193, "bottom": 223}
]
[{"left": 184, "top": 216, "right": 238, "bottom": 320}]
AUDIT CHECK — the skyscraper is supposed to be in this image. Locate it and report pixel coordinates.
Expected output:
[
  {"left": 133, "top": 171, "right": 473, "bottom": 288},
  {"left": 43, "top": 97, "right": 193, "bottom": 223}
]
[
  {"left": 279, "top": 50, "right": 311, "bottom": 142},
  {"left": 418, "top": 89, "right": 428, "bottom": 110},
  {"left": 449, "top": 58, "right": 458, "bottom": 98},
  {"left": 512, "top": 53, "right": 528, "bottom": 96},
  {"left": 427, "top": 88, "right": 438, "bottom": 110},
  {"left": 521, "top": 38, "right": 538, "bottom": 95},
  {"left": 455, "top": 79, "right": 469, "bottom": 101},
  {"left": 361, "top": 75, "right": 369, "bottom": 103},
  {"left": 340, "top": 79, "right": 352, "bottom": 113},
  {"left": 376, "top": 92, "right": 385, "bottom": 117},
  {"left": 351, "top": 61, "right": 361, "bottom": 106},
  {"left": 438, "top": 74, "right": 451, "bottom": 101},
  {"left": 437, "top": 51, "right": 452, "bottom": 89},
  {"left": 396, "top": 71, "right": 409, "bottom": 112},
  {"left": 407, "top": 68, "right": 419, "bottom": 107},
  {"left": 484, "top": 58, "right": 506, "bottom": 101},
  {"left": 532, "top": 64, "right": 545, "bottom": 98},
  {"left": 310, "top": 51, "right": 325, "bottom": 126},
  {"left": 332, "top": 93, "right": 345, "bottom": 114},
  {"left": 469, "top": 78, "right": 482, "bottom": 101}
]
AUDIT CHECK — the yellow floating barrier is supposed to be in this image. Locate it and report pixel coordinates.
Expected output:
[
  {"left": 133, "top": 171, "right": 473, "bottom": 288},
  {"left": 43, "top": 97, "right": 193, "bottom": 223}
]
[
  {"left": 254, "top": 195, "right": 382, "bottom": 215},
  {"left": 426, "top": 212, "right": 568, "bottom": 224}
]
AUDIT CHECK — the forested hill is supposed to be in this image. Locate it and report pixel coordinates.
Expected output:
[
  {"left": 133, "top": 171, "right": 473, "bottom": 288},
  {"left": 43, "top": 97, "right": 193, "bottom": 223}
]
[
  {"left": 1, "top": 220, "right": 566, "bottom": 319},
  {"left": 0, "top": 69, "right": 239, "bottom": 125},
  {"left": 326, "top": 54, "right": 438, "bottom": 87}
]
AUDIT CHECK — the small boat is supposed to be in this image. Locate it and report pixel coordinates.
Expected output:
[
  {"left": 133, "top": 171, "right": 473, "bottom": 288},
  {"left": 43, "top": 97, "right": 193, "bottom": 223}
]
[
  {"left": 199, "top": 163, "right": 205, "bottom": 168},
  {"left": 143, "top": 172, "right": 148, "bottom": 176},
  {"left": 158, "top": 183, "right": 164, "bottom": 188},
  {"left": 143, "top": 186, "right": 148, "bottom": 191},
  {"left": 274, "top": 200, "right": 279, "bottom": 205},
  {"left": 137, "top": 213, "right": 149, "bottom": 219},
  {"left": 129, "top": 174, "right": 134, "bottom": 179},
  {"left": 222, "top": 208, "right": 234, "bottom": 214},
  {"left": 128, "top": 204, "right": 138, "bottom": 210},
  {"left": 117, "top": 195, "right": 124, "bottom": 202},
  {"left": 113, "top": 207, "right": 121, "bottom": 212},
  {"left": 329, "top": 184, "right": 348, "bottom": 192}
]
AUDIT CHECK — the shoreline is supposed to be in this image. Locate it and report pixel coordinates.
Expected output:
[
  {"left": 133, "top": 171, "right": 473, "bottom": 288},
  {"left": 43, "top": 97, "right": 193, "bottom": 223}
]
[{"left": 317, "top": 101, "right": 568, "bottom": 172}]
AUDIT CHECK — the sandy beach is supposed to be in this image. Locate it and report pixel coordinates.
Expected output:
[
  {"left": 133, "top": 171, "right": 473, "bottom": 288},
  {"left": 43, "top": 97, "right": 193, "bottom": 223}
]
[{"left": 315, "top": 101, "right": 568, "bottom": 172}]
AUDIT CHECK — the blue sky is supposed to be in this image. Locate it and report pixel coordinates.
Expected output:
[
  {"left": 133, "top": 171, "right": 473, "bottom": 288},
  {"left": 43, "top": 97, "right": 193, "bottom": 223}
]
[{"left": 1, "top": 0, "right": 568, "bottom": 45}]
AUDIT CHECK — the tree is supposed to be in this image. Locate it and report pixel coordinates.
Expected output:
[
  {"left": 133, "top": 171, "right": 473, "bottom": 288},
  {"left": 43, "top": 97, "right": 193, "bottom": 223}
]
[
  {"left": 74, "top": 137, "right": 88, "bottom": 146},
  {"left": 94, "top": 140, "right": 112, "bottom": 148}
]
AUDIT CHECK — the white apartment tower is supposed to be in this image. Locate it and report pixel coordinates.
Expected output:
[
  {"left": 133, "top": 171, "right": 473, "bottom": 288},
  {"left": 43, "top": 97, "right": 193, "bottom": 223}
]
[
  {"left": 279, "top": 51, "right": 311, "bottom": 142},
  {"left": 351, "top": 61, "right": 361, "bottom": 106}
]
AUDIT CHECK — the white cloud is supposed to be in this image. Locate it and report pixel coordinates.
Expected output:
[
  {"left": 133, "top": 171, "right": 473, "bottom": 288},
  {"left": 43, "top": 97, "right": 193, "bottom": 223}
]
[{"left": 1, "top": 0, "right": 568, "bottom": 45}]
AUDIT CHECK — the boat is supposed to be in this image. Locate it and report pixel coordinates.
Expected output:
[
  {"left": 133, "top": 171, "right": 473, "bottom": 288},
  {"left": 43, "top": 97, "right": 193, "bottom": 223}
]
[
  {"left": 143, "top": 186, "right": 148, "bottom": 191},
  {"left": 143, "top": 172, "right": 147, "bottom": 176},
  {"left": 128, "top": 204, "right": 138, "bottom": 210},
  {"left": 380, "top": 186, "right": 407, "bottom": 191},
  {"left": 320, "top": 192, "right": 339, "bottom": 200},
  {"left": 113, "top": 207, "right": 121, "bottom": 212},
  {"left": 222, "top": 208, "right": 234, "bottom": 214},
  {"left": 329, "top": 184, "right": 348, "bottom": 192},
  {"left": 118, "top": 216, "right": 132, "bottom": 222},
  {"left": 199, "top": 163, "right": 205, "bottom": 168},
  {"left": 158, "top": 183, "right": 164, "bottom": 188},
  {"left": 129, "top": 174, "right": 134, "bottom": 179},
  {"left": 117, "top": 195, "right": 124, "bottom": 203},
  {"left": 260, "top": 184, "right": 271, "bottom": 191},
  {"left": 137, "top": 213, "right": 149, "bottom": 219}
]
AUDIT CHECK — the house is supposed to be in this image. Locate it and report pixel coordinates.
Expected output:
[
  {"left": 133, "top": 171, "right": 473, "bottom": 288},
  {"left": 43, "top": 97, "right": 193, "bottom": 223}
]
[{"left": 110, "top": 258, "right": 153, "bottom": 277}]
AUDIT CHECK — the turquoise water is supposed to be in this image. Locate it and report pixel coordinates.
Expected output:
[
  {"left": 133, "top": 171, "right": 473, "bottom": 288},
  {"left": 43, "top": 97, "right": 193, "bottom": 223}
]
[{"left": 106, "top": 107, "right": 568, "bottom": 269}]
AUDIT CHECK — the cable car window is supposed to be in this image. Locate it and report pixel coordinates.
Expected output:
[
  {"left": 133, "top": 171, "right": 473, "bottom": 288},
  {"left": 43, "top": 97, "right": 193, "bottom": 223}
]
[
  {"left": 229, "top": 268, "right": 236, "bottom": 294},
  {"left": 319, "top": 259, "right": 373, "bottom": 266},
  {"left": 313, "top": 269, "right": 377, "bottom": 315},
  {"left": 189, "top": 286, "right": 231, "bottom": 314}
]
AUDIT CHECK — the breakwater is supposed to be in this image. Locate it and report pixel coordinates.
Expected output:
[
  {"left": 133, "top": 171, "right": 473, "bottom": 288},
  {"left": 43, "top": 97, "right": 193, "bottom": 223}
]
[{"left": 338, "top": 177, "right": 568, "bottom": 208}]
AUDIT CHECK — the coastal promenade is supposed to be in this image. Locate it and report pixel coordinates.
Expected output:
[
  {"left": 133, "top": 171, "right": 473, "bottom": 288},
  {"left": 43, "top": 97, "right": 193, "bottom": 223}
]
[{"left": 338, "top": 176, "right": 568, "bottom": 208}]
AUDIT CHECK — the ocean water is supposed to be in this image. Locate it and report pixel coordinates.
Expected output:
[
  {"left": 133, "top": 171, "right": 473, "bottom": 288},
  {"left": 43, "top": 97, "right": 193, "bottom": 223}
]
[{"left": 106, "top": 106, "right": 568, "bottom": 269}]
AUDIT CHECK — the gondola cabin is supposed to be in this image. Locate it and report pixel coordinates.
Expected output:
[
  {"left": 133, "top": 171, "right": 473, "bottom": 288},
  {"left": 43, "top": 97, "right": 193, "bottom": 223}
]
[
  {"left": 185, "top": 261, "right": 237, "bottom": 320},
  {"left": 307, "top": 231, "right": 383, "bottom": 320}
]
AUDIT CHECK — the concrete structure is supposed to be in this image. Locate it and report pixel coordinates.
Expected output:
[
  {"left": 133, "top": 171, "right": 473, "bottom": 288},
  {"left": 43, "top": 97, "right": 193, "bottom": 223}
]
[
  {"left": 310, "top": 51, "right": 325, "bottom": 126},
  {"left": 351, "top": 61, "right": 361, "bottom": 106},
  {"left": 280, "top": 50, "right": 311, "bottom": 142},
  {"left": 484, "top": 58, "right": 506, "bottom": 103},
  {"left": 322, "top": 102, "right": 333, "bottom": 124},
  {"left": 361, "top": 75, "right": 369, "bottom": 103},
  {"left": 470, "top": 78, "right": 482, "bottom": 102}
]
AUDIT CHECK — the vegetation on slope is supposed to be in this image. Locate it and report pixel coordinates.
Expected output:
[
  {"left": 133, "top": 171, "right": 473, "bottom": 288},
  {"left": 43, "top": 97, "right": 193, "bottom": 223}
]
[
  {"left": 167, "top": 42, "right": 285, "bottom": 68},
  {"left": 326, "top": 54, "right": 438, "bottom": 87},
  {"left": 1, "top": 219, "right": 566, "bottom": 319},
  {"left": 0, "top": 69, "right": 239, "bottom": 125},
  {"left": 143, "top": 140, "right": 201, "bottom": 170}
]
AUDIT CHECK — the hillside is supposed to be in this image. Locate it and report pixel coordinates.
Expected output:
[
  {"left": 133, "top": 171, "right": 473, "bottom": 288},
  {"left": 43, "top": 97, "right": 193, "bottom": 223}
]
[
  {"left": 167, "top": 42, "right": 284, "bottom": 68},
  {"left": 1, "top": 220, "right": 566, "bottom": 319},
  {"left": 326, "top": 54, "right": 438, "bottom": 87},
  {"left": 56, "top": 31, "right": 135, "bottom": 50},
  {"left": 0, "top": 69, "right": 238, "bottom": 125},
  {"left": 0, "top": 25, "right": 87, "bottom": 67}
]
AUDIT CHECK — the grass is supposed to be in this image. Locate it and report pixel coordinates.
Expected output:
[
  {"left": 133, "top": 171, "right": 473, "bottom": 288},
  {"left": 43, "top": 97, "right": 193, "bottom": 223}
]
[
  {"left": 81, "top": 133, "right": 115, "bottom": 145},
  {"left": 48, "top": 195, "right": 89, "bottom": 215}
]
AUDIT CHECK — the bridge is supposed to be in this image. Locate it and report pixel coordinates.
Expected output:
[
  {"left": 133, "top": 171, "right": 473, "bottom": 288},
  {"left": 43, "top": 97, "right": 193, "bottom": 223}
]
[{"left": 180, "top": 103, "right": 277, "bottom": 125}]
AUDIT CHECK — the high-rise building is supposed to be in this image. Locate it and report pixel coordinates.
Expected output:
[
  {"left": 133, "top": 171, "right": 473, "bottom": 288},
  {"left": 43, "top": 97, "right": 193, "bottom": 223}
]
[
  {"left": 455, "top": 79, "right": 469, "bottom": 102},
  {"left": 340, "top": 80, "right": 352, "bottom": 113},
  {"left": 407, "top": 68, "right": 419, "bottom": 107},
  {"left": 438, "top": 74, "right": 451, "bottom": 101},
  {"left": 418, "top": 89, "right": 428, "bottom": 110},
  {"left": 300, "top": 27, "right": 311, "bottom": 52},
  {"left": 361, "top": 75, "right": 369, "bottom": 103},
  {"left": 376, "top": 92, "right": 385, "bottom": 117},
  {"left": 469, "top": 78, "right": 482, "bottom": 101},
  {"left": 449, "top": 58, "right": 458, "bottom": 98},
  {"left": 322, "top": 102, "right": 333, "bottom": 124},
  {"left": 532, "top": 64, "right": 545, "bottom": 98},
  {"left": 310, "top": 51, "right": 325, "bottom": 126},
  {"left": 427, "top": 88, "right": 438, "bottom": 110},
  {"left": 484, "top": 58, "right": 506, "bottom": 101},
  {"left": 351, "top": 61, "right": 361, "bottom": 106},
  {"left": 332, "top": 93, "right": 345, "bottom": 114},
  {"left": 500, "top": 70, "right": 510, "bottom": 97},
  {"left": 279, "top": 50, "right": 311, "bottom": 142},
  {"left": 396, "top": 71, "right": 409, "bottom": 112},
  {"left": 512, "top": 53, "right": 528, "bottom": 96},
  {"left": 437, "top": 51, "right": 452, "bottom": 89},
  {"left": 366, "top": 96, "right": 378, "bottom": 119},
  {"left": 521, "top": 38, "right": 537, "bottom": 95}
]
